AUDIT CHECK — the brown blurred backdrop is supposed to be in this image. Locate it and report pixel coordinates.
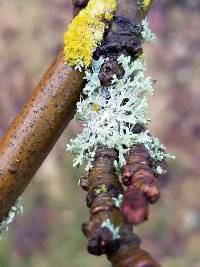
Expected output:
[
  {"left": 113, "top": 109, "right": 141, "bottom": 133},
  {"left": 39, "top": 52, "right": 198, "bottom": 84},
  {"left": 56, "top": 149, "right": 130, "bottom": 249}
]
[{"left": 0, "top": 1, "right": 200, "bottom": 267}]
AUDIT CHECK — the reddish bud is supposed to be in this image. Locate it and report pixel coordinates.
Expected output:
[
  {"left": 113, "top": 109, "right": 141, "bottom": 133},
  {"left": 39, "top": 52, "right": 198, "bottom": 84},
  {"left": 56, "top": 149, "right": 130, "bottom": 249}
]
[
  {"left": 121, "top": 187, "right": 149, "bottom": 225},
  {"left": 132, "top": 170, "right": 160, "bottom": 204}
]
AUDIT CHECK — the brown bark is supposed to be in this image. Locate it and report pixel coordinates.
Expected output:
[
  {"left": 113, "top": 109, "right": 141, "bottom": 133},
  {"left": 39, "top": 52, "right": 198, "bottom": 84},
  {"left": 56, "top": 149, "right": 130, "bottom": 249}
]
[
  {"left": 0, "top": 0, "right": 89, "bottom": 223},
  {"left": 0, "top": 50, "right": 84, "bottom": 222},
  {"left": 121, "top": 144, "right": 161, "bottom": 225},
  {"left": 81, "top": 145, "right": 161, "bottom": 267},
  {"left": 109, "top": 245, "right": 161, "bottom": 267},
  {"left": 82, "top": 146, "right": 124, "bottom": 255},
  {"left": 114, "top": 0, "right": 153, "bottom": 21}
]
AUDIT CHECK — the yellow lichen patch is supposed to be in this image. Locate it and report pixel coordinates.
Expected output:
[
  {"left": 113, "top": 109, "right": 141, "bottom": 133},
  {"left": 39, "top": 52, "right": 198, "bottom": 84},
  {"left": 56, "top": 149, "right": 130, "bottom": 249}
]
[
  {"left": 142, "top": 0, "right": 151, "bottom": 10},
  {"left": 64, "top": 0, "right": 116, "bottom": 68},
  {"left": 95, "top": 184, "right": 107, "bottom": 194},
  {"left": 92, "top": 103, "right": 101, "bottom": 112}
]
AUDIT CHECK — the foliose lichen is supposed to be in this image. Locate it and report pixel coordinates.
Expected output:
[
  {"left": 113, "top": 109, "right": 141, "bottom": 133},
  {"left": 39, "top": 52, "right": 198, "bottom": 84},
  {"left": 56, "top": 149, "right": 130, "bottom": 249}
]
[
  {"left": 0, "top": 197, "right": 23, "bottom": 234},
  {"left": 64, "top": 0, "right": 116, "bottom": 68},
  {"left": 67, "top": 54, "right": 174, "bottom": 171},
  {"left": 141, "top": 18, "right": 156, "bottom": 42}
]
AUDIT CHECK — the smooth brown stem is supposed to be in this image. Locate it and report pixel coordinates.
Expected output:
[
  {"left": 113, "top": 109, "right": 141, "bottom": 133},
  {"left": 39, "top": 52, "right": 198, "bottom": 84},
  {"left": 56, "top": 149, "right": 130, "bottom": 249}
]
[
  {"left": 0, "top": 0, "right": 89, "bottom": 223},
  {"left": 0, "top": 49, "right": 84, "bottom": 221}
]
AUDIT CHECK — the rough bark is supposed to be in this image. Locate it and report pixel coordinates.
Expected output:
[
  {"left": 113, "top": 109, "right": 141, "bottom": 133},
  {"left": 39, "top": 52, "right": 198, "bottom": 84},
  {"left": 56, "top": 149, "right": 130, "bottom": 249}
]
[{"left": 81, "top": 145, "right": 161, "bottom": 267}]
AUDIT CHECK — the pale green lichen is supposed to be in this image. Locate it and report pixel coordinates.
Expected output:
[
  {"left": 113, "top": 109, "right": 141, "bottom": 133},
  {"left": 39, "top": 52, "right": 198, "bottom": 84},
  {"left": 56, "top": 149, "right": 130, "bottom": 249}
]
[
  {"left": 155, "top": 166, "right": 165, "bottom": 175},
  {"left": 112, "top": 194, "right": 123, "bottom": 208},
  {"left": 67, "top": 54, "right": 174, "bottom": 171},
  {"left": 114, "top": 160, "right": 121, "bottom": 176},
  {"left": 0, "top": 197, "right": 23, "bottom": 234},
  {"left": 95, "top": 184, "right": 107, "bottom": 194},
  {"left": 141, "top": 18, "right": 156, "bottom": 43},
  {"left": 101, "top": 219, "right": 120, "bottom": 239}
]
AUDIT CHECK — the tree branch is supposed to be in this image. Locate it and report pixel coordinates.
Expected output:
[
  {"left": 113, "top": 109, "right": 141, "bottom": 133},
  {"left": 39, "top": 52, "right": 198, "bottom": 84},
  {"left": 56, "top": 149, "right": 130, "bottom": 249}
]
[
  {"left": 0, "top": 49, "right": 84, "bottom": 222},
  {"left": 74, "top": 1, "right": 162, "bottom": 266},
  {"left": 0, "top": 7, "right": 157, "bottom": 267},
  {"left": 0, "top": 0, "right": 89, "bottom": 223},
  {"left": 81, "top": 146, "right": 161, "bottom": 267}
]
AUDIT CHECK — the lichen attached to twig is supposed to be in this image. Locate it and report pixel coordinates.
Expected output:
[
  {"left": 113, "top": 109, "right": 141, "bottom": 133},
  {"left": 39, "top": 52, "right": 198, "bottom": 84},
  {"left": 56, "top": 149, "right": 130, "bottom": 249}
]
[
  {"left": 0, "top": 197, "right": 23, "bottom": 234},
  {"left": 67, "top": 55, "right": 174, "bottom": 171},
  {"left": 64, "top": 0, "right": 116, "bottom": 68}
]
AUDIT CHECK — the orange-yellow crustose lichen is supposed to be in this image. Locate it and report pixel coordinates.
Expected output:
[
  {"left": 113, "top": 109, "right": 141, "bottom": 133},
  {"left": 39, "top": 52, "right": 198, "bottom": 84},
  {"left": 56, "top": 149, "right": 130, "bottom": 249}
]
[{"left": 64, "top": 0, "right": 116, "bottom": 68}]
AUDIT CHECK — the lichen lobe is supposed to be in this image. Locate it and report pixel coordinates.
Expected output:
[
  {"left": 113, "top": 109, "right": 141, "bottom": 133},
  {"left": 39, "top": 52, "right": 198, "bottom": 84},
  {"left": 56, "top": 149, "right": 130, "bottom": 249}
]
[{"left": 64, "top": 0, "right": 117, "bottom": 68}]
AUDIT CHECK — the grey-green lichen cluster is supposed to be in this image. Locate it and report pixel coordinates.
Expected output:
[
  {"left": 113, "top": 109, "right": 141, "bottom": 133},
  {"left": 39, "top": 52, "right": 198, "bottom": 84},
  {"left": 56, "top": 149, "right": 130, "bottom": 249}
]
[
  {"left": 67, "top": 17, "right": 174, "bottom": 241},
  {"left": 112, "top": 194, "right": 123, "bottom": 208},
  {"left": 141, "top": 18, "right": 156, "bottom": 42},
  {"left": 0, "top": 197, "right": 23, "bottom": 234},
  {"left": 67, "top": 53, "right": 174, "bottom": 171},
  {"left": 101, "top": 219, "right": 120, "bottom": 240},
  {"left": 0, "top": 17, "right": 156, "bottom": 238}
]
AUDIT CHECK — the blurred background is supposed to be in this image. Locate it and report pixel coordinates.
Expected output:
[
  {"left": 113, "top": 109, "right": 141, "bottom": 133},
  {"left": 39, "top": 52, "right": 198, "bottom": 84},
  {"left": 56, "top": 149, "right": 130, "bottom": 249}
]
[{"left": 0, "top": 0, "right": 200, "bottom": 266}]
